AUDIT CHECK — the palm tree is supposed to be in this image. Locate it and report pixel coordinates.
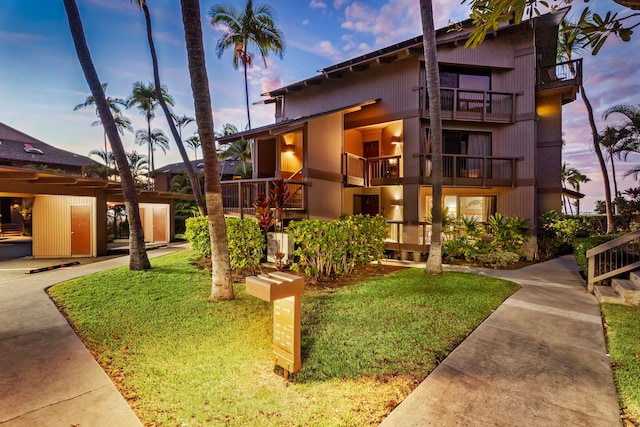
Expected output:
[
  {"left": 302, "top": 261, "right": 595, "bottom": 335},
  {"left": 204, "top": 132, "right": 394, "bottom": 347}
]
[
  {"left": 63, "top": 0, "right": 150, "bottom": 270},
  {"left": 603, "top": 104, "right": 640, "bottom": 180},
  {"left": 126, "top": 81, "right": 173, "bottom": 189},
  {"left": 567, "top": 169, "right": 590, "bottom": 215},
  {"left": 185, "top": 134, "right": 201, "bottom": 161},
  {"left": 420, "top": 0, "right": 444, "bottom": 275},
  {"left": 181, "top": 0, "right": 234, "bottom": 301},
  {"left": 218, "top": 139, "right": 251, "bottom": 178},
  {"left": 74, "top": 82, "right": 131, "bottom": 176},
  {"left": 172, "top": 113, "right": 195, "bottom": 139},
  {"left": 134, "top": 128, "right": 170, "bottom": 175},
  {"left": 88, "top": 148, "right": 117, "bottom": 180},
  {"left": 126, "top": 151, "right": 149, "bottom": 188},
  {"left": 561, "top": 162, "right": 576, "bottom": 214},
  {"left": 128, "top": 0, "right": 206, "bottom": 215},
  {"left": 209, "top": 0, "right": 285, "bottom": 130}
]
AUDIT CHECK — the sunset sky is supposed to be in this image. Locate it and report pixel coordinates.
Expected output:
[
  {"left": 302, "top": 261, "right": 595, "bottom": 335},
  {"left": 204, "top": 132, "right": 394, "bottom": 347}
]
[{"left": 0, "top": 0, "right": 638, "bottom": 211}]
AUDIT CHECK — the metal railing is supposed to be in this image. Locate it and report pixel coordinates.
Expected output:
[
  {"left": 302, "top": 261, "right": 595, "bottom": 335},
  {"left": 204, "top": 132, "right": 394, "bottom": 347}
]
[
  {"left": 417, "top": 153, "right": 519, "bottom": 187},
  {"left": 586, "top": 229, "right": 640, "bottom": 292},
  {"left": 220, "top": 178, "right": 308, "bottom": 218},
  {"left": 422, "top": 87, "right": 516, "bottom": 123},
  {"left": 343, "top": 153, "right": 401, "bottom": 187}
]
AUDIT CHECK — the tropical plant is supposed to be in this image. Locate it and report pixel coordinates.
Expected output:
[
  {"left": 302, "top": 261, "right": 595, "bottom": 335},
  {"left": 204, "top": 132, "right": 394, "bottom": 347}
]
[
  {"left": 185, "top": 134, "right": 201, "bottom": 161},
  {"left": 134, "top": 128, "right": 170, "bottom": 174},
  {"left": 87, "top": 148, "right": 117, "bottom": 179},
  {"left": 603, "top": 104, "right": 640, "bottom": 180},
  {"left": 218, "top": 138, "right": 251, "bottom": 178},
  {"left": 254, "top": 192, "right": 274, "bottom": 235},
  {"left": 128, "top": 0, "right": 206, "bottom": 215},
  {"left": 63, "top": 0, "right": 150, "bottom": 270},
  {"left": 126, "top": 151, "right": 149, "bottom": 188},
  {"left": 180, "top": 0, "right": 233, "bottom": 301},
  {"left": 209, "top": 0, "right": 285, "bottom": 130}
]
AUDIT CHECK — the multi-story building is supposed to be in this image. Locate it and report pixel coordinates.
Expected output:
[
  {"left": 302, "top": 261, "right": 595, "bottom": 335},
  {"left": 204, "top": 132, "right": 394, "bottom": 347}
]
[{"left": 218, "top": 9, "right": 581, "bottom": 259}]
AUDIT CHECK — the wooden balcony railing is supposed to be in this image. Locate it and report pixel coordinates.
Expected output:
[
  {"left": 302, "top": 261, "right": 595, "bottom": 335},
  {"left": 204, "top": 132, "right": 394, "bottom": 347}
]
[
  {"left": 421, "top": 87, "right": 516, "bottom": 123},
  {"left": 417, "top": 153, "right": 519, "bottom": 187},
  {"left": 586, "top": 229, "right": 640, "bottom": 292},
  {"left": 343, "top": 153, "right": 401, "bottom": 187},
  {"left": 537, "top": 58, "right": 583, "bottom": 91},
  {"left": 221, "top": 178, "right": 308, "bottom": 218}
]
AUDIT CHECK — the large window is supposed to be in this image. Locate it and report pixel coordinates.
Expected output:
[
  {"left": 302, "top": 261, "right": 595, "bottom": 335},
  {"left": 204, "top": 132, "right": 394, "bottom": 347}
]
[
  {"left": 422, "top": 194, "right": 497, "bottom": 223},
  {"left": 439, "top": 66, "right": 491, "bottom": 90},
  {"left": 425, "top": 130, "right": 492, "bottom": 178}
]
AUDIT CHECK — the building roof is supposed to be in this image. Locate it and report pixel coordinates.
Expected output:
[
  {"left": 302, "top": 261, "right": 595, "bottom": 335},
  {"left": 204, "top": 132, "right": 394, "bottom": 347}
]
[
  {"left": 0, "top": 122, "right": 98, "bottom": 168},
  {"left": 152, "top": 158, "right": 248, "bottom": 176}
]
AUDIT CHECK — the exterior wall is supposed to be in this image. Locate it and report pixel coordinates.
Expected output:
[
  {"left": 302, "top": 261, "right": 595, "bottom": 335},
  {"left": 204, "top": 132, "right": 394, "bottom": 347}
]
[
  {"left": 32, "top": 195, "right": 97, "bottom": 257},
  {"left": 307, "top": 179, "right": 342, "bottom": 220},
  {"left": 139, "top": 203, "right": 170, "bottom": 243}
]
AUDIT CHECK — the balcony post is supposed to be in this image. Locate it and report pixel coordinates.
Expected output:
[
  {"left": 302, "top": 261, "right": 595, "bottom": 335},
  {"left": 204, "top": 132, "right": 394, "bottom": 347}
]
[
  {"left": 482, "top": 157, "right": 487, "bottom": 188},
  {"left": 452, "top": 88, "right": 458, "bottom": 120},
  {"left": 238, "top": 181, "right": 244, "bottom": 219},
  {"left": 482, "top": 91, "right": 487, "bottom": 121}
]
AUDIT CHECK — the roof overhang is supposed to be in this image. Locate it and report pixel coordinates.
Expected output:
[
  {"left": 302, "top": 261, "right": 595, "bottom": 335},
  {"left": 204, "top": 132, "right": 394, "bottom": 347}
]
[{"left": 562, "top": 187, "right": 585, "bottom": 199}]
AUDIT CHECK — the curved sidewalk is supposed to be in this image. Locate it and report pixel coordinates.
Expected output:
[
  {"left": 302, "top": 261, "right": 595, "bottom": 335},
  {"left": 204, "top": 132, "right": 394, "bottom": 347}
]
[
  {"left": 381, "top": 255, "right": 621, "bottom": 426},
  {"left": 0, "top": 244, "right": 186, "bottom": 427}
]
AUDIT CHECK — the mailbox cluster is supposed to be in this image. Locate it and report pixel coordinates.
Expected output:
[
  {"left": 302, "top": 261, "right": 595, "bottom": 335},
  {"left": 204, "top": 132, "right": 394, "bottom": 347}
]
[{"left": 245, "top": 271, "right": 304, "bottom": 378}]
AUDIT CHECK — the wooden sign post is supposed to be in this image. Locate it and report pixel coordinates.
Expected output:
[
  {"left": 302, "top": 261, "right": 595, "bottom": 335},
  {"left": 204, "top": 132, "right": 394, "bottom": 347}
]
[{"left": 245, "top": 271, "right": 304, "bottom": 378}]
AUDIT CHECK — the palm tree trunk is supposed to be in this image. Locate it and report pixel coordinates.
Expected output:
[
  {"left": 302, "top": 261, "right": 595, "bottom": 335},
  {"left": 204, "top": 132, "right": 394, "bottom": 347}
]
[
  {"left": 421, "top": 0, "right": 443, "bottom": 275},
  {"left": 243, "top": 60, "right": 251, "bottom": 129},
  {"left": 180, "top": 0, "right": 233, "bottom": 301},
  {"left": 581, "top": 84, "right": 615, "bottom": 233},
  {"left": 141, "top": 3, "right": 206, "bottom": 216},
  {"left": 63, "top": 0, "right": 150, "bottom": 270},
  {"left": 609, "top": 155, "right": 619, "bottom": 214}
]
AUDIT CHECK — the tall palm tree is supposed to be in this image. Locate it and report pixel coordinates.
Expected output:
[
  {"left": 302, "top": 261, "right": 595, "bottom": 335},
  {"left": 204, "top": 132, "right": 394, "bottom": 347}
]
[
  {"left": 126, "top": 81, "right": 173, "bottom": 189},
  {"left": 172, "top": 113, "right": 195, "bottom": 140},
  {"left": 63, "top": 0, "right": 150, "bottom": 270},
  {"left": 561, "top": 162, "right": 577, "bottom": 214},
  {"left": 185, "top": 134, "right": 201, "bottom": 161},
  {"left": 420, "top": 0, "right": 444, "bottom": 275},
  {"left": 135, "top": 128, "right": 170, "bottom": 175},
  {"left": 126, "top": 150, "right": 149, "bottom": 188},
  {"left": 603, "top": 104, "right": 640, "bottom": 180},
  {"left": 128, "top": 0, "right": 206, "bottom": 215},
  {"left": 88, "top": 148, "right": 116, "bottom": 180},
  {"left": 74, "top": 82, "right": 131, "bottom": 176},
  {"left": 218, "top": 139, "right": 251, "bottom": 177},
  {"left": 209, "top": 0, "right": 285, "bottom": 129},
  {"left": 567, "top": 168, "right": 590, "bottom": 215},
  {"left": 181, "top": 0, "right": 234, "bottom": 301}
]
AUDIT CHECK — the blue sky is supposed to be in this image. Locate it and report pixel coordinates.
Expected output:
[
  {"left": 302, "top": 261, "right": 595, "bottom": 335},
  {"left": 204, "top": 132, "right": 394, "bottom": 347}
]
[{"left": 0, "top": 0, "right": 638, "bottom": 211}]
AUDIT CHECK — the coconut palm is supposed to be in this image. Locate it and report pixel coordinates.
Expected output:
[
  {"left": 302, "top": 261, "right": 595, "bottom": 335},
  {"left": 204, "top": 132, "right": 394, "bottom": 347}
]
[
  {"left": 74, "top": 83, "right": 131, "bottom": 176},
  {"left": 209, "top": 0, "right": 285, "bottom": 129},
  {"left": 88, "top": 148, "right": 117, "bottom": 180},
  {"left": 126, "top": 151, "right": 149, "bottom": 188},
  {"left": 63, "top": 0, "right": 150, "bottom": 270},
  {"left": 185, "top": 134, "right": 201, "bottom": 161},
  {"left": 420, "top": 0, "right": 444, "bottom": 275},
  {"left": 128, "top": 0, "right": 206, "bottom": 215},
  {"left": 135, "top": 128, "right": 170, "bottom": 176},
  {"left": 218, "top": 138, "right": 251, "bottom": 178},
  {"left": 172, "top": 113, "right": 195, "bottom": 139},
  {"left": 181, "top": 0, "right": 234, "bottom": 301},
  {"left": 603, "top": 104, "right": 640, "bottom": 180},
  {"left": 567, "top": 168, "right": 590, "bottom": 215}
]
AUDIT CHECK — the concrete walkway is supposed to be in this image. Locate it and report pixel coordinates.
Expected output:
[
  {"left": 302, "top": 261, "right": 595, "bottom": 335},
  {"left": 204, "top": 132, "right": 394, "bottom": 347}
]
[
  {"left": 0, "top": 244, "right": 186, "bottom": 427},
  {"left": 381, "top": 255, "right": 622, "bottom": 426}
]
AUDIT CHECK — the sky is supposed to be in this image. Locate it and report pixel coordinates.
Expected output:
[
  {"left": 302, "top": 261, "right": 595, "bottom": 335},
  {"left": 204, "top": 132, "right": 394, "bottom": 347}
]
[{"left": 0, "top": 0, "right": 638, "bottom": 212}]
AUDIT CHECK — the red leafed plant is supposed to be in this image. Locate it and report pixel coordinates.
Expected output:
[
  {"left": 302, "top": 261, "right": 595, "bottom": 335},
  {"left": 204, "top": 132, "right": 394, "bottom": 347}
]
[{"left": 254, "top": 192, "right": 274, "bottom": 235}]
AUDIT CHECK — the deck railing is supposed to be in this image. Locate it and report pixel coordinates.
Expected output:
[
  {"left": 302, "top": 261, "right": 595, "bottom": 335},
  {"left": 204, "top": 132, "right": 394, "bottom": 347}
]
[
  {"left": 537, "top": 58, "right": 583, "bottom": 90},
  {"left": 422, "top": 87, "right": 516, "bottom": 123},
  {"left": 343, "top": 153, "right": 402, "bottom": 187},
  {"left": 586, "top": 229, "right": 640, "bottom": 292},
  {"left": 220, "top": 178, "right": 308, "bottom": 218},
  {"left": 417, "top": 153, "right": 519, "bottom": 187}
]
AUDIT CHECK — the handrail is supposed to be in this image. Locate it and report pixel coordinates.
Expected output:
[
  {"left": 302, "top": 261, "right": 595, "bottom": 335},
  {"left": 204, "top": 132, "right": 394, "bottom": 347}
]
[{"left": 586, "top": 229, "right": 640, "bottom": 292}]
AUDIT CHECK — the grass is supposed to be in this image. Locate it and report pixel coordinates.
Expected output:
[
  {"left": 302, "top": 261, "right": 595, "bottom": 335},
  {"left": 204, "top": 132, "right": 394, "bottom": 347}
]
[
  {"left": 602, "top": 303, "right": 640, "bottom": 425},
  {"left": 48, "top": 250, "right": 519, "bottom": 426}
]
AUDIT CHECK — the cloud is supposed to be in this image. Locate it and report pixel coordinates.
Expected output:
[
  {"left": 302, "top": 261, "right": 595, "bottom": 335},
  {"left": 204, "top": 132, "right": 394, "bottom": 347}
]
[
  {"left": 302, "top": 19, "right": 309, "bottom": 26},
  {"left": 334, "top": 0, "right": 349, "bottom": 9},
  {"left": 0, "top": 31, "right": 43, "bottom": 42},
  {"left": 309, "top": 0, "right": 327, "bottom": 9}
]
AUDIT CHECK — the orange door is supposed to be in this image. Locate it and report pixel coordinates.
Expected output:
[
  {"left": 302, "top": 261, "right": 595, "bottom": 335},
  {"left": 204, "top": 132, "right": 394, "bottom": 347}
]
[
  {"left": 71, "top": 205, "right": 91, "bottom": 255},
  {"left": 139, "top": 207, "right": 146, "bottom": 241},
  {"left": 152, "top": 207, "right": 166, "bottom": 242}
]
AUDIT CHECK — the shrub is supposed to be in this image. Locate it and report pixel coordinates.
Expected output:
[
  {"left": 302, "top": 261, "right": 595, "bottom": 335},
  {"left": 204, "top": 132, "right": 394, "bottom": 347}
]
[
  {"left": 184, "top": 216, "right": 211, "bottom": 258},
  {"left": 573, "top": 234, "right": 621, "bottom": 275},
  {"left": 286, "top": 215, "right": 386, "bottom": 280},
  {"left": 226, "top": 218, "right": 264, "bottom": 273},
  {"left": 475, "top": 251, "right": 521, "bottom": 268}
]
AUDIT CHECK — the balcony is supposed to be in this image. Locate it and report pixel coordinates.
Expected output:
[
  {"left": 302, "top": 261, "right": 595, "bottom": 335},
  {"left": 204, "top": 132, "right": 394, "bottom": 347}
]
[
  {"left": 417, "top": 153, "right": 520, "bottom": 187},
  {"left": 221, "top": 178, "right": 308, "bottom": 218},
  {"left": 343, "top": 153, "right": 401, "bottom": 187},
  {"left": 537, "top": 59, "right": 583, "bottom": 92},
  {"left": 421, "top": 88, "right": 516, "bottom": 123}
]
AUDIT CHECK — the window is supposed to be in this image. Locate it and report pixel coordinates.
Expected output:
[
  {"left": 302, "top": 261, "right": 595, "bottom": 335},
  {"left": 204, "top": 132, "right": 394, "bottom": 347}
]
[
  {"left": 425, "top": 130, "right": 492, "bottom": 178},
  {"left": 439, "top": 66, "right": 491, "bottom": 90},
  {"left": 423, "top": 194, "right": 497, "bottom": 222}
]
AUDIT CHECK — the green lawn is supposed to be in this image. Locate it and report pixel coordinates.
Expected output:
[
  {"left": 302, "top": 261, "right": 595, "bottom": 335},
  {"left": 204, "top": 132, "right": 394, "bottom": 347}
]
[
  {"left": 602, "top": 303, "right": 640, "bottom": 425},
  {"left": 49, "top": 250, "right": 518, "bottom": 426}
]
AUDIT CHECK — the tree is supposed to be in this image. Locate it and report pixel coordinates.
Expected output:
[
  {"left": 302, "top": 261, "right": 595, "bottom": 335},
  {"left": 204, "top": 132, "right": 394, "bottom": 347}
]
[
  {"left": 181, "top": 0, "right": 234, "bottom": 301},
  {"left": 88, "top": 148, "right": 117, "bottom": 180},
  {"left": 63, "top": 0, "right": 150, "bottom": 270},
  {"left": 126, "top": 81, "right": 173, "bottom": 189},
  {"left": 567, "top": 168, "right": 590, "bottom": 215},
  {"left": 135, "top": 128, "right": 170, "bottom": 174},
  {"left": 126, "top": 151, "right": 150, "bottom": 188},
  {"left": 128, "top": 0, "right": 206, "bottom": 215},
  {"left": 420, "top": 0, "right": 444, "bottom": 275},
  {"left": 73, "top": 82, "right": 131, "bottom": 176},
  {"left": 185, "top": 134, "right": 201, "bottom": 161},
  {"left": 218, "top": 138, "right": 251, "bottom": 178},
  {"left": 463, "top": 0, "right": 639, "bottom": 54},
  {"left": 173, "top": 113, "right": 195, "bottom": 140},
  {"left": 561, "top": 162, "right": 577, "bottom": 214},
  {"left": 603, "top": 104, "right": 640, "bottom": 180},
  {"left": 209, "top": 0, "right": 285, "bottom": 129}
]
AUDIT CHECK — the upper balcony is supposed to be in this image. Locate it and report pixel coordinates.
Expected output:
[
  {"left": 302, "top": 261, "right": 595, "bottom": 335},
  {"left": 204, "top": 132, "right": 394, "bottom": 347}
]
[
  {"left": 420, "top": 87, "right": 517, "bottom": 123},
  {"left": 343, "top": 153, "right": 402, "bottom": 187},
  {"left": 417, "top": 153, "right": 520, "bottom": 188},
  {"left": 536, "top": 59, "right": 582, "bottom": 101},
  {"left": 221, "top": 178, "right": 308, "bottom": 218}
]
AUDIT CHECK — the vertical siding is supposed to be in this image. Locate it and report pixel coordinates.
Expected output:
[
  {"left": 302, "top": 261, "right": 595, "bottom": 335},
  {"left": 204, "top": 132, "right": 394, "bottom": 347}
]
[
  {"left": 308, "top": 179, "right": 343, "bottom": 220},
  {"left": 307, "top": 113, "right": 343, "bottom": 174},
  {"left": 33, "top": 195, "right": 96, "bottom": 257}
]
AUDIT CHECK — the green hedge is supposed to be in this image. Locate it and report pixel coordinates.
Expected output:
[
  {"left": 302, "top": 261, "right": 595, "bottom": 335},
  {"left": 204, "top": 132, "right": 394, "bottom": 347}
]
[{"left": 572, "top": 234, "right": 621, "bottom": 274}]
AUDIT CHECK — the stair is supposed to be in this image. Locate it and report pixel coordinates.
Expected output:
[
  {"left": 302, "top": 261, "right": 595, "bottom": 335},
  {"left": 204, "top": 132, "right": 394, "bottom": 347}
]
[
  {"left": 595, "top": 271, "right": 640, "bottom": 306},
  {"left": 0, "top": 223, "right": 21, "bottom": 236}
]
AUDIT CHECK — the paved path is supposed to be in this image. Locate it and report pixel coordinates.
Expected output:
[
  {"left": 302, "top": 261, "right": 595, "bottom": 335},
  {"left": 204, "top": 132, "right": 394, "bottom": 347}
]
[
  {"left": 381, "top": 255, "right": 622, "bottom": 426},
  {"left": 0, "top": 244, "right": 186, "bottom": 427}
]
